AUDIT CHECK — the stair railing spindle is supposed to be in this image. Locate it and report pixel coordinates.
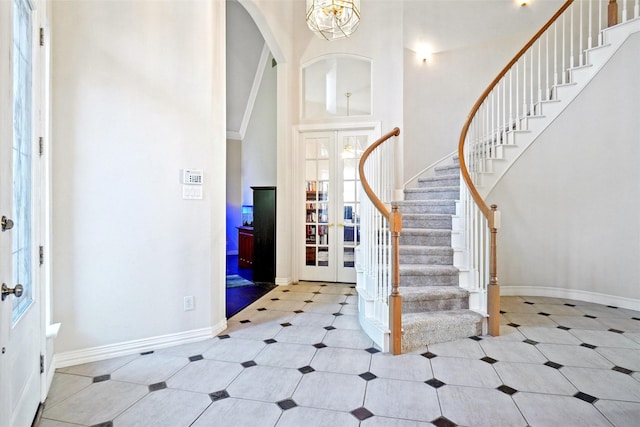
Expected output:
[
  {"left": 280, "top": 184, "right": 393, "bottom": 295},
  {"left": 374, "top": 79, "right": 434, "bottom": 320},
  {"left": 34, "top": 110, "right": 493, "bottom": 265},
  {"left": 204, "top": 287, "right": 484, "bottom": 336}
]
[
  {"left": 580, "top": 0, "right": 584, "bottom": 66},
  {"left": 623, "top": 0, "right": 628, "bottom": 21},
  {"left": 599, "top": 0, "right": 603, "bottom": 45},
  {"left": 589, "top": 0, "right": 594, "bottom": 48},
  {"left": 530, "top": 48, "right": 534, "bottom": 115},
  {"left": 570, "top": 3, "right": 575, "bottom": 68}
]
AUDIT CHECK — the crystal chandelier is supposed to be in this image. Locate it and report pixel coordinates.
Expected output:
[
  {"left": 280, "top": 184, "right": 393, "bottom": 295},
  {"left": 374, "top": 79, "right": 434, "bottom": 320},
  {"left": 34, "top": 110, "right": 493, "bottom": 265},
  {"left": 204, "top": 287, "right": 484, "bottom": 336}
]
[{"left": 306, "top": 0, "right": 361, "bottom": 41}]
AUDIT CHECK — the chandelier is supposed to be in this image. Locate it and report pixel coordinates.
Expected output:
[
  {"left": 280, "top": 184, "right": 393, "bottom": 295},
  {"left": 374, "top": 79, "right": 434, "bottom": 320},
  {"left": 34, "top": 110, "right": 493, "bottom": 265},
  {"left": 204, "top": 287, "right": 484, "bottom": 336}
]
[{"left": 306, "top": 0, "right": 361, "bottom": 41}]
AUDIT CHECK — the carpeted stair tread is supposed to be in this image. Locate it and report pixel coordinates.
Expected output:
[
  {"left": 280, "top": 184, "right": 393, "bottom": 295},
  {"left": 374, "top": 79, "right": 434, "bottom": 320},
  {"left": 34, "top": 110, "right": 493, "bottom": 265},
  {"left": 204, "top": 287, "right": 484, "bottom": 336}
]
[
  {"left": 401, "top": 286, "right": 469, "bottom": 301},
  {"left": 399, "top": 264, "right": 459, "bottom": 275},
  {"left": 434, "top": 164, "right": 461, "bottom": 176},
  {"left": 395, "top": 200, "right": 457, "bottom": 214},
  {"left": 401, "top": 310, "right": 484, "bottom": 351},
  {"left": 399, "top": 246, "right": 453, "bottom": 255}
]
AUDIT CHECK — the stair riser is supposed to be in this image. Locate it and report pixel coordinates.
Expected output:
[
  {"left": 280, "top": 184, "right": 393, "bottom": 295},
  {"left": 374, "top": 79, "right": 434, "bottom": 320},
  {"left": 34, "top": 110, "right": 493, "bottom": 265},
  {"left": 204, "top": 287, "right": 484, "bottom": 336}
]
[
  {"left": 398, "top": 204, "right": 456, "bottom": 214},
  {"left": 404, "top": 190, "right": 460, "bottom": 201},
  {"left": 402, "top": 320, "right": 482, "bottom": 351},
  {"left": 403, "top": 218, "right": 451, "bottom": 229},
  {"left": 418, "top": 177, "right": 460, "bottom": 188},
  {"left": 403, "top": 297, "right": 469, "bottom": 314},
  {"left": 400, "top": 274, "right": 459, "bottom": 287},
  {"left": 399, "top": 235, "right": 451, "bottom": 246},
  {"left": 399, "top": 254, "right": 453, "bottom": 265},
  {"left": 434, "top": 166, "right": 460, "bottom": 177}
]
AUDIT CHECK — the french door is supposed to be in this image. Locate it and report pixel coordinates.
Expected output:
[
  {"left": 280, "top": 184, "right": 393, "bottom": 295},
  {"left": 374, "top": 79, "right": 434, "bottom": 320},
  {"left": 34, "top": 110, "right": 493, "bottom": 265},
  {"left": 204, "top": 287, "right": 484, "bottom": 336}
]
[
  {"left": 0, "top": 0, "right": 45, "bottom": 425},
  {"left": 300, "top": 128, "right": 375, "bottom": 283}
]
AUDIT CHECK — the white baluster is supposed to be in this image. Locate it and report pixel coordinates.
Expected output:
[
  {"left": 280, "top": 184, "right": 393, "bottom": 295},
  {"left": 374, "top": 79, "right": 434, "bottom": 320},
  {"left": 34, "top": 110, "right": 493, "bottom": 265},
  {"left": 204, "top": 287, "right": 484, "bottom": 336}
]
[
  {"left": 623, "top": 0, "right": 628, "bottom": 22},
  {"left": 562, "top": 13, "right": 567, "bottom": 84},
  {"left": 515, "top": 61, "right": 520, "bottom": 130},
  {"left": 636, "top": 0, "right": 639, "bottom": 19},
  {"left": 570, "top": 4, "right": 575, "bottom": 69},
  {"left": 599, "top": 0, "right": 603, "bottom": 46},
  {"left": 546, "top": 32, "right": 550, "bottom": 101},
  {"left": 538, "top": 40, "right": 542, "bottom": 106},
  {"left": 589, "top": 0, "right": 593, "bottom": 49},
  {"left": 530, "top": 48, "right": 534, "bottom": 115},
  {"left": 523, "top": 54, "right": 528, "bottom": 115},
  {"left": 509, "top": 69, "right": 513, "bottom": 134},
  {"left": 579, "top": 0, "right": 584, "bottom": 66},
  {"left": 554, "top": 21, "right": 558, "bottom": 91}
]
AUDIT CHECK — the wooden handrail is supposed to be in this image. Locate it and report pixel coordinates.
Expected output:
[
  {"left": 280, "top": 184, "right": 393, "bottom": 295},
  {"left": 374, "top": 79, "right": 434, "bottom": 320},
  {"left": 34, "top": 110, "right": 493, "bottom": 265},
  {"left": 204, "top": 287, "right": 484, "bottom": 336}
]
[
  {"left": 358, "top": 126, "right": 402, "bottom": 355},
  {"left": 457, "top": 0, "right": 573, "bottom": 336}
]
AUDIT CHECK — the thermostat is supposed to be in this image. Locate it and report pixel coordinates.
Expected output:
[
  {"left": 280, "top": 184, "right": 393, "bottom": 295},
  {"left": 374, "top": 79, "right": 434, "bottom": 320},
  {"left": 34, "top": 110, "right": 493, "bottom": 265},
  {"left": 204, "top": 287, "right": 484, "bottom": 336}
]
[{"left": 182, "top": 169, "right": 203, "bottom": 185}]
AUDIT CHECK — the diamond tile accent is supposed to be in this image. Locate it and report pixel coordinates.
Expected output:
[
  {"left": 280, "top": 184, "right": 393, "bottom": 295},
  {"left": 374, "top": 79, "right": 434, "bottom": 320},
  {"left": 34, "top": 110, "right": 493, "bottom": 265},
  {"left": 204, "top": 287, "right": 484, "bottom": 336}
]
[
  {"left": 608, "top": 328, "right": 624, "bottom": 334},
  {"left": 538, "top": 312, "right": 551, "bottom": 316},
  {"left": 584, "top": 314, "right": 597, "bottom": 319},
  {"left": 339, "top": 302, "right": 349, "bottom": 306},
  {"left": 257, "top": 308, "right": 267, "bottom": 311},
  {"left": 313, "top": 343, "right": 327, "bottom": 349},
  {"left": 324, "top": 326, "right": 336, "bottom": 331},
  {"left": 557, "top": 326, "right": 571, "bottom": 331},
  {"left": 264, "top": 339, "right": 277, "bottom": 344},
  {"left": 320, "top": 284, "right": 328, "bottom": 287},
  {"left": 544, "top": 361, "right": 564, "bottom": 369},
  {"left": 633, "top": 317, "right": 640, "bottom": 321},
  {"left": 524, "top": 301, "right": 535, "bottom": 305},
  {"left": 564, "top": 303, "right": 576, "bottom": 307},
  {"left": 91, "top": 422, "right": 113, "bottom": 427},
  {"left": 359, "top": 372, "right": 377, "bottom": 381},
  {"left": 241, "top": 360, "right": 257, "bottom": 368},
  {"left": 500, "top": 310, "right": 506, "bottom": 314},
  {"left": 432, "top": 416, "right": 457, "bottom": 427},
  {"left": 148, "top": 382, "right": 167, "bottom": 392},
  {"left": 333, "top": 312, "right": 343, "bottom": 317},
  {"left": 141, "top": 351, "right": 154, "bottom": 355},
  {"left": 189, "top": 355, "right": 204, "bottom": 362},
  {"left": 507, "top": 323, "right": 520, "bottom": 328},
  {"left": 298, "top": 365, "right": 315, "bottom": 374},
  {"left": 351, "top": 407, "right": 374, "bottom": 421},
  {"left": 271, "top": 298, "right": 280, "bottom": 301},
  {"left": 240, "top": 320, "right": 251, "bottom": 324},
  {"left": 612, "top": 366, "right": 633, "bottom": 375},
  {"left": 294, "top": 310, "right": 304, "bottom": 314},
  {"left": 574, "top": 391, "right": 598, "bottom": 404},
  {"left": 497, "top": 384, "right": 518, "bottom": 395},
  {"left": 218, "top": 334, "right": 231, "bottom": 339},
  {"left": 421, "top": 351, "right": 437, "bottom": 359},
  {"left": 209, "top": 389, "right": 230, "bottom": 402},
  {"left": 481, "top": 356, "right": 497, "bottom": 364},
  {"left": 280, "top": 323, "right": 292, "bottom": 327},
  {"left": 607, "top": 305, "right": 618, "bottom": 309},
  {"left": 304, "top": 300, "right": 314, "bottom": 303},
  {"left": 425, "top": 378, "right": 445, "bottom": 389},
  {"left": 365, "top": 347, "right": 380, "bottom": 354},
  {"left": 277, "top": 399, "right": 298, "bottom": 410},
  {"left": 580, "top": 343, "right": 597, "bottom": 349},
  {"left": 469, "top": 336, "right": 483, "bottom": 341},
  {"left": 313, "top": 292, "right": 321, "bottom": 294},
  {"left": 523, "top": 339, "right": 539, "bottom": 346},
  {"left": 93, "top": 374, "right": 110, "bottom": 383}
]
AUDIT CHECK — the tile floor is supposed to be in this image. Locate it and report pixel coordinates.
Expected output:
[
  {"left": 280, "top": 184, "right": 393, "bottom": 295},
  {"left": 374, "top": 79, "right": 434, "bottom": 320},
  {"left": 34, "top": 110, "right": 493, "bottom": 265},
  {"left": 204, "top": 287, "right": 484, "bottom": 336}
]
[{"left": 39, "top": 283, "right": 640, "bottom": 427}]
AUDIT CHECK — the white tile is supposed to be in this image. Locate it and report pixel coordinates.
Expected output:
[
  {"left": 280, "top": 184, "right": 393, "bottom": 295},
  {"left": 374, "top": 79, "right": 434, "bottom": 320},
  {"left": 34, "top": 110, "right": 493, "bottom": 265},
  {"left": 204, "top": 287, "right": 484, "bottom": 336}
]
[
  {"left": 113, "top": 388, "right": 210, "bottom": 427},
  {"left": 270, "top": 291, "right": 316, "bottom": 301},
  {"left": 287, "top": 283, "right": 323, "bottom": 293},
  {"left": 561, "top": 366, "right": 640, "bottom": 402},
  {"left": 302, "top": 302, "right": 344, "bottom": 314},
  {"left": 318, "top": 284, "right": 355, "bottom": 295},
  {"left": 518, "top": 325, "right": 582, "bottom": 345},
  {"left": 549, "top": 315, "right": 608, "bottom": 330},
  {"left": 226, "top": 365, "right": 302, "bottom": 402},
  {"left": 158, "top": 339, "right": 218, "bottom": 357},
  {"left": 364, "top": 378, "right": 440, "bottom": 421},
  {"left": 479, "top": 340, "right": 547, "bottom": 364},
  {"left": 536, "top": 343, "right": 614, "bottom": 369},
  {"left": 310, "top": 347, "right": 371, "bottom": 375},
  {"left": 596, "top": 347, "right": 640, "bottom": 371},
  {"left": 323, "top": 329, "right": 373, "bottom": 349},
  {"left": 254, "top": 342, "right": 317, "bottom": 368},
  {"left": 597, "top": 316, "right": 640, "bottom": 333},
  {"left": 43, "top": 380, "right": 148, "bottom": 426},
  {"left": 370, "top": 353, "right": 432, "bottom": 382},
  {"left": 36, "top": 419, "right": 79, "bottom": 427},
  {"left": 110, "top": 353, "right": 189, "bottom": 385},
  {"left": 361, "top": 416, "right": 433, "bottom": 427},
  {"left": 202, "top": 337, "right": 266, "bottom": 362},
  {"left": 503, "top": 312, "right": 558, "bottom": 327},
  {"left": 192, "top": 397, "right": 281, "bottom": 427},
  {"left": 595, "top": 400, "right": 640, "bottom": 427},
  {"left": 227, "top": 321, "right": 283, "bottom": 341},
  {"left": 275, "top": 325, "right": 328, "bottom": 345},
  {"left": 312, "top": 293, "right": 347, "bottom": 303},
  {"left": 340, "top": 303, "right": 359, "bottom": 315},
  {"left": 56, "top": 354, "right": 139, "bottom": 377},
  {"left": 292, "top": 371, "right": 366, "bottom": 412},
  {"left": 332, "top": 314, "right": 361, "bottom": 330},
  {"left": 427, "top": 337, "right": 485, "bottom": 359},
  {"left": 569, "top": 329, "right": 640, "bottom": 349},
  {"left": 263, "top": 299, "right": 308, "bottom": 312},
  {"left": 514, "top": 392, "right": 613, "bottom": 427},
  {"left": 575, "top": 303, "right": 632, "bottom": 318},
  {"left": 276, "top": 406, "right": 359, "bottom": 427},
  {"left": 289, "top": 312, "right": 336, "bottom": 327},
  {"left": 45, "top": 373, "right": 93, "bottom": 408},
  {"left": 431, "top": 357, "right": 502, "bottom": 388},
  {"left": 438, "top": 385, "right": 527, "bottom": 427},
  {"left": 166, "top": 359, "right": 244, "bottom": 393},
  {"left": 493, "top": 361, "right": 577, "bottom": 395}
]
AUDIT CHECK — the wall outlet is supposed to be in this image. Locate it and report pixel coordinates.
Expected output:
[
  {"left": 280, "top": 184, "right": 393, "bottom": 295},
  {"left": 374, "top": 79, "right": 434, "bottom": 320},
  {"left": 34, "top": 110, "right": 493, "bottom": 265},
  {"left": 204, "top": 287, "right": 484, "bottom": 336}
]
[{"left": 183, "top": 296, "right": 195, "bottom": 311}]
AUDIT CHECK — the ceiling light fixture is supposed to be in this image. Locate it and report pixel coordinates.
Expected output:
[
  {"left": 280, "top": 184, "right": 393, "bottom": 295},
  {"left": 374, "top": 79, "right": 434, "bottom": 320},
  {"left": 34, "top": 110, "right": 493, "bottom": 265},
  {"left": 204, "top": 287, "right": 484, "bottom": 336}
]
[{"left": 306, "top": 0, "right": 361, "bottom": 41}]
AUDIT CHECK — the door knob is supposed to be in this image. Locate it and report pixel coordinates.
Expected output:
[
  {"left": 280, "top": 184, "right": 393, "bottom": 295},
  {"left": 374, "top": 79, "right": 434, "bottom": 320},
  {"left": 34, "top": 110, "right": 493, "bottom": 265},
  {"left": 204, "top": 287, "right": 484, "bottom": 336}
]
[
  {"left": 1, "top": 283, "right": 23, "bottom": 301},
  {"left": 1, "top": 216, "right": 14, "bottom": 232}
]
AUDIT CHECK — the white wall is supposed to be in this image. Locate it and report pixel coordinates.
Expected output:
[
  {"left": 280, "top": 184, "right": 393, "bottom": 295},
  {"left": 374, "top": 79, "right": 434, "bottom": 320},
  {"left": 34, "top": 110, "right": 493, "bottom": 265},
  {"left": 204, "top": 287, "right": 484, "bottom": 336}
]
[
  {"left": 51, "top": 0, "right": 227, "bottom": 354},
  {"left": 488, "top": 33, "right": 640, "bottom": 308}
]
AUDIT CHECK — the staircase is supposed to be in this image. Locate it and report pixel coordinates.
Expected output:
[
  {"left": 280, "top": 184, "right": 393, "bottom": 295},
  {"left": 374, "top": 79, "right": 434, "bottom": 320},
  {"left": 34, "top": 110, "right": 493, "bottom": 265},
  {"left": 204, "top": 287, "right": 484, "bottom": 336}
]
[{"left": 396, "top": 158, "right": 482, "bottom": 352}]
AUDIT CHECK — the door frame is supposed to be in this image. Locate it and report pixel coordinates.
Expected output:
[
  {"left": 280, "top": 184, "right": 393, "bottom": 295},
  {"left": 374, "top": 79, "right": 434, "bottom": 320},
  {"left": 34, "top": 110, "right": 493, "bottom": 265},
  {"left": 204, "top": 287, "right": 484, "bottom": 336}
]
[{"left": 293, "top": 121, "right": 380, "bottom": 283}]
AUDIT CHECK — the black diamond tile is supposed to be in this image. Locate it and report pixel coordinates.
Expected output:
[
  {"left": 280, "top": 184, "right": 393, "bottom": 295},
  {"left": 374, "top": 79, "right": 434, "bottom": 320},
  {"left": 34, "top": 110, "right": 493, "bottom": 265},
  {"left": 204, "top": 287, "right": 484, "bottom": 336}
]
[
  {"left": 607, "top": 305, "right": 618, "bottom": 309},
  {"left": 271, "top": 298, "right": 280, "bottom": 301},
  {"left": 313, "top": 343, "right": 327, "bottom": 349},
  {"left": 218, "top": 334, "right": 231, "bottom": 339},
  {"left": 523, "top": 339, "right": 538, "bottom": 346},
  {"left": 280, "top": 322, "right": 292, "bottom": 327},
  {"left": 431, "top": 416, "right": 456, "bottom": 427},
  {"left": 421, "top": 351, "right": 437, "bottom": 359},
  {"left": 608, "top": 328, "right": 624, "bottom": 334},
  {"left": 584, "top": 314, "right": 597, "bottom": 319},
  {"left": 497, "top": 384, "right": 518, "bottom": 395},
  {"left": 481, "top": 356, "right": 497, "bottom": 364},
  {"left": 469, "top": 336, "right": 483, "bottom": 341},
  {"left": 633, "top": 317, "right": 640, "bottom": 321},
  {"left": 257, "top": 308, "right": 267, "bottom": 311},
  {"left": 425, "top": 378, "right": 445, "bottom": 389},
  {"left": 557, "top": 326, "right": 571, "bottom": 331},
  {"left": 350, "top": 286, "right": 356, "bottom": 288},
  {"left": 91, "top": 422, "right": 113, "bottom": 427},
  {"left": 148, "top": 382, "right": 167, "bottom": 392},
  {"left": 92, "top": 374, "right": 110, "bottom": 383},
  {"left": 333, "top": 312, "right": 343, "bottom": 317},
  {"left": 277, "top": 399, "right": 298, "bottom": 410},
  {"left": 574, "top": 391, "right": 598, "bottom": 404},
  {"left": 240, "top": 320, "right": 251, "bottom": 324},
  {"left": 241, "top": 360, "right": 257, "bottom": 368},
  {"left": 564, "top": 303, "right": 576, "bottom": 307},
  {"left": 545, "top": 361, "right": 563, "bottom": 369},
  {"left": 140, "top": 350, "right": 154, "bottom": 355},
  {"left": 580, "top": 343, "right": 597, "bottom": 349},
  {"left": 209, "top": 390, "right": 230, "bottom": 402},
  {"left": 324, "top": 326, "right": 336, "bottom": 330},
  {"left": 294, "top": 310, "right": 304, "bottom": 314},
  {"left": 339, "top": 302, "right": 349, "bottom": 305},
  {"left": 365, "top": 347, "right": 380, "bottom": 354},
  {"left": 507, "top": 323, "right": 520, "bottom": 328},
  {"left": 612, "top": 366, "right": 633, "bottom": 375},
  {"left": 320, "top": 284, "right": 328, "bottom": 287},
  {"left": 298, "top": 365, "right": 315, "bottom": 374},
  {"left": 344, "top": 293, "right": 353, "bottom": 296},
  {"left": 189, "top": 354, "right": 204, "bottom": 362},
  {"left": 500, "top": 310, "right": 506, "bottom": 314},
  {"left": 264, "top": 339, "right": 277, "bottom": 344},
  {"left": 313, "top": 291, "right": 322, "bottom": 294},
  {"left": 304, "top": 300, "right": 314, "bottom": 303},
  {"left": 282, "top": 290, "right": 290, "bottom": 293},
  {"left": 351, "top": 407, "right": 374, "bottom": 421},
  {"left": 524, "top": 301, "right": 535, "bottom": 305},
  {"left": 359, "top": 372, "right": 377, "bottom": 381},
  {"left": 538, "top": 312, "right": 551, "bottom": 316}
]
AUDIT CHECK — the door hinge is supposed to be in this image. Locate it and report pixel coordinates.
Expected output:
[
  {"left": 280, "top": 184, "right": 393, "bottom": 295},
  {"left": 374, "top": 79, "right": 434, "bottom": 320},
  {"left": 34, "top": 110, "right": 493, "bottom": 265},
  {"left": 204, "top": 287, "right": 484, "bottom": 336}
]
[
  {"left": 40, "top": 354, "right": 44, "bottom": 374},
  {"left": 39, "top": 136, "right": 44, "bottom": 156},
  {"left": 39, "top": 27, "right": 44, "bottom": 47},
  {"left": 39, "top": 245, "right": 44, "bottom": 266}
]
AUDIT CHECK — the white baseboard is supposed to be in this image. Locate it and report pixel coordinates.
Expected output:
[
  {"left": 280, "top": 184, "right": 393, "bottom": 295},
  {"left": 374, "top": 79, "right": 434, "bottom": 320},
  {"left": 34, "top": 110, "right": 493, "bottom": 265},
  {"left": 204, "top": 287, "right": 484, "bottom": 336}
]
[
  {"left": 275, "top": 277, "right": 293, "bottom": 286},
  {"left": 502, "top": 286, "right": 640, "bottom": 311},
  {"left": 54, "top": 321, "right": 227, "bottom": 369}
]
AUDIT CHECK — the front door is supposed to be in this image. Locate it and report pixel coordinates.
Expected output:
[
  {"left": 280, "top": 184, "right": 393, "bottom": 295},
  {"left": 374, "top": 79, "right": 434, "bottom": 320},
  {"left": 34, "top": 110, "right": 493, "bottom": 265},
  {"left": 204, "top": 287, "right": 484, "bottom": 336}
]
[{"left": 0, "top": 0, "right": 43, "bottom": 425}]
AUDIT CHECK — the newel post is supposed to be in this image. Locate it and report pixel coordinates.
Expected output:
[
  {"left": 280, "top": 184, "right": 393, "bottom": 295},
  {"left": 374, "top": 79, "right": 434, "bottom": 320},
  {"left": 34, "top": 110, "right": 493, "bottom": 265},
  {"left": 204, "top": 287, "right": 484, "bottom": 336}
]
[
  {"left": 608, "top": 0, "right": 618, "bottom": 26},
  {"left": 487, "top": 205, "right": 501, "bottom": 336},
  {"left": 389, "top": 205, "right": 403, "bottom": 355}
]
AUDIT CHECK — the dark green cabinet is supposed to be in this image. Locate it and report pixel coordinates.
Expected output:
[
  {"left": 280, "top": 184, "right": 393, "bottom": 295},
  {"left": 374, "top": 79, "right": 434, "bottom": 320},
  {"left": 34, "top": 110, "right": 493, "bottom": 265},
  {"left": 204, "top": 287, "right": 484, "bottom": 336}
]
[{"left": 252, "top": 186, "right": 276, "bottom": 283}]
